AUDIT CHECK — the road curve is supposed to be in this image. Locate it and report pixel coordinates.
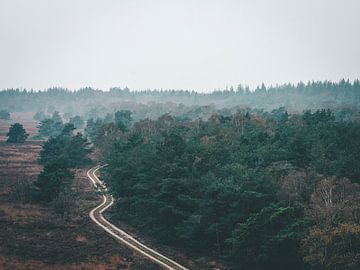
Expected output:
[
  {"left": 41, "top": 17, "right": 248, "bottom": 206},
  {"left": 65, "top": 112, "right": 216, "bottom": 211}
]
[{"left": 87, "top": 165, "right": 189, "bottom": 270}]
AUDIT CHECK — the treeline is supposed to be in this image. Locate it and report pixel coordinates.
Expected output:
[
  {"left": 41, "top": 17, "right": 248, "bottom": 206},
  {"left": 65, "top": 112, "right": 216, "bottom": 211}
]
[
  {"left": 90, "top": 108, "right": 360, "bottom": 270},
  {"left": 1, "top": 80, "right": 360, "bottom": 118}
]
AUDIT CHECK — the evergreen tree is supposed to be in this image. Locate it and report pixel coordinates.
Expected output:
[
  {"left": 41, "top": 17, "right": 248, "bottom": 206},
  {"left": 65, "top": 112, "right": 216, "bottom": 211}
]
[
  {"left": 115, "top": 110, "right": 132, "bottom": 132},
  {"left": 69, "top": 115, "right": 84, "bottom": 129},
  {"left": 39, "top": 124, "right": 91, "bottom": 167},
  {"left": 85, "top": 118, "right": 104, "bottom": 142},
  {"left": 6, "top": 123, "right": 29, "bottom": 143},
  {"left": 32, "top": 158, "right": 74, "bottom": 202},
  {"left": 51, "top": 111, "right": 63, "bottom": 124},
  {"left": 37, "top": 118, "right": 64, "bottom": 138}
]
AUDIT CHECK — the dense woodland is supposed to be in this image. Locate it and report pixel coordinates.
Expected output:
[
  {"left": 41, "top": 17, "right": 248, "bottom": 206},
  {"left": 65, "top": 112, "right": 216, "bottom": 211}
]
[
  {"left": 90, "top": 107, "right": 360, "bottom": 270},
  {"left": 3, "top": 81, "right": 360, "bottom": 269}
]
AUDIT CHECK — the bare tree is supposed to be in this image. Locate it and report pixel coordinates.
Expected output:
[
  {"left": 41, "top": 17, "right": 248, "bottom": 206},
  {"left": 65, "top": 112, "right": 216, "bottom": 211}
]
[
  {"left": 306, "top": 177, "right": 360, "bottom": 224},
  {"left": 277, "top": 168, "right": 319, "bottom": 206}
]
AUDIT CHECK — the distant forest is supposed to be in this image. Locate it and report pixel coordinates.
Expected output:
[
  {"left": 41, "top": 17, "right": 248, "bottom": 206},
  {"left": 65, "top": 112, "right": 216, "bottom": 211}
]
[{"left": 1, "top": 80, "right": 360, "bottom": 122}]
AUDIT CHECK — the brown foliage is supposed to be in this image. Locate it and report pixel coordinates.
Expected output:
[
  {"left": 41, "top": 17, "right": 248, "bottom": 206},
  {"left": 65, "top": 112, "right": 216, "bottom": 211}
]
[
  {"left": 306, "top": 177, "right": 360, "bottom": 224},
  {"left": 302, "top": 223, "right": 360, "bottom": 270},
  {"left": 277, "top": 169, "right": 319, "bottom": 206},
  {"left": 0, "top": 203, "right": 43, "bottom": 224}
]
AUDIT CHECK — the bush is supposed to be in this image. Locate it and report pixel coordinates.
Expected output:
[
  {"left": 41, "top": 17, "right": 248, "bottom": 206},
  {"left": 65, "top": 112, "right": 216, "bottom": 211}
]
[
  {"left": 6, "top": 123, "right": 29, "bottom": 143},
  {"left": 10, "top": 177, "right": 31, "bottom": 203}
]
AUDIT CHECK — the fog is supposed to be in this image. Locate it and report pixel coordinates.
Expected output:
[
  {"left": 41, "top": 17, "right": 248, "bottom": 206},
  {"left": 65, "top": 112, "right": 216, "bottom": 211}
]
[{"left": 0, "top": 0, "right": 359, "bottom": 91}]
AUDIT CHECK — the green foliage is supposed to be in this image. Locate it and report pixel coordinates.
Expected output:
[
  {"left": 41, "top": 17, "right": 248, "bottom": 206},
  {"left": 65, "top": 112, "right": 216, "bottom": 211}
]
[
  {"left": 227, "top": 204, "right": 310, "bottom": 270},
  {"left": 2, "top": 80, "right": 360, "bottom": 115},
  {"left": 271, "top": 107, "right": 289, "bottom": 123},
  {"left": 38, "top": 119, "right": 57, "bottom": 137},
  {"left": 33, "top": 122, "right": 91, "bottom": 204},
  {"left": 0, "top": 109, "right": 10, "bottom": 120},
  {"left": 51, "top": 111, "right": 62, "bottom": 123},
  {"left": 104, "top": 118, "right": 278, "bottom": 257},
  {"left": 37, "top": 112, "right": 65, "bottom": 138},
  {"left": 115, "top": 110, "right": 132, "bottom": 132},
  {"left": 302, "top": 109, "right": 335, "bottom": 125},
  {"left": 6, "top": 123, "right": 29, "bottom": 143},
  {"left": 2, "top": 82, "right": 360, "bottom": 268},
  {"left": 69, "top": 115, "right": 84, "bottom": 129},
  {"left": 99, "top": 108, "right": 360, "bottom": 269},
  {"left": 104, "top": 112, "right": 114, "bottom": 123},
  {"left": 39, "top": 125, "right": 91, "bottom": 167},
  {"left": 32, "top": 158, "right": 74, "bottom": 202},
  {"left": 85, "top": 118, "right": 104, "bottom": 142}
]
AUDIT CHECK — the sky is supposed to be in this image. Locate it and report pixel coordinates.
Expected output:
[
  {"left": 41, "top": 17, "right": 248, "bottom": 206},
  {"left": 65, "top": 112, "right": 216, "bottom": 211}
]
[{"left": 0, "top": 0, "right": 359, "bottom": 92}]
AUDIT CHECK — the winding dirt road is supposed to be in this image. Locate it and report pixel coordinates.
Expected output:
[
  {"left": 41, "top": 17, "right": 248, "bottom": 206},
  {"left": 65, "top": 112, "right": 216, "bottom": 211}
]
[{"left": 87, "top": 165, "right": 189, "bottom": 270}]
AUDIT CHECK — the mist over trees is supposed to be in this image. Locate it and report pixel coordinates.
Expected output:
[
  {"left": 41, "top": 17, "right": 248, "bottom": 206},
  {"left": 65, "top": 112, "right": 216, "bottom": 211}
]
[
  {"left": 37, "top": 111, "right": 64, "bottom": 138},
  {"left": 0, "top": 109, "right": 11, "bottom": 120},
  {"left": 33, "top": 110, "right": 46, "bottom": 121},
  {"left": 38, "top": 123, "right": 91, "bottom": 167},
  {"left": 1, "top": 80, "right": 360, "bottom": 122},
  {"left": 69, "top": 115, "right": 84, "bottom": 129}
]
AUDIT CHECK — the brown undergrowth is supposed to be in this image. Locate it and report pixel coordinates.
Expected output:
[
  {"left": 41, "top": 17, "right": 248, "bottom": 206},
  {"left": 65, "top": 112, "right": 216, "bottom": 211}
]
[{"left": 0, "top": 113, "right": 160, "bottom": 270}]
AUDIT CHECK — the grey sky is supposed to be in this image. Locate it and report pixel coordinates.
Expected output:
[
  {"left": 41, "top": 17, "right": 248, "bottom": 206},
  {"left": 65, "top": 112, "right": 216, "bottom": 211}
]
[{"left": 0, "top": 0, "right": 359, "bottom": 92}]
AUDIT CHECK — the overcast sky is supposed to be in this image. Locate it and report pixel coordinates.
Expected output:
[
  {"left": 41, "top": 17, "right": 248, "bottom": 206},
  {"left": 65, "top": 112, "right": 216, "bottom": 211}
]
[{"left": 0, "top": 0, "right": 359, "bottom": 92}]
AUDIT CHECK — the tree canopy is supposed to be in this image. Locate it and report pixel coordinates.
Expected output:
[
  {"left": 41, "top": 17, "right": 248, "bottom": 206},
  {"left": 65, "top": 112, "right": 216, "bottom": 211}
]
[{"left": 90, "top": 107, "right": 360, "bottom": 269}]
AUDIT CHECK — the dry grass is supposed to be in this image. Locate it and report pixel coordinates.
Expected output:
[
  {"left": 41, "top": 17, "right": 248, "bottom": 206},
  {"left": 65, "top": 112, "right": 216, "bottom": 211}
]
[
  {"left": 0, "top": 142, "right": 42, "bottom": 172},
  {"left": 0, "top": 255, "right": 132, "bottom": 270},
  {"left": 0, "top": 112, "right": 39, "bottom": 141},
  {"left": 0, "top": 121, "right": 161, "bottom": 270},
  {"left": 0, "top": 141, "right": 42, "bottom": 202},
  {"left": 0, "top": 203, "right": 44, "bottom": 224},
  {"left": 75, "top": 235, "right": 88, "bottom": 243}
]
